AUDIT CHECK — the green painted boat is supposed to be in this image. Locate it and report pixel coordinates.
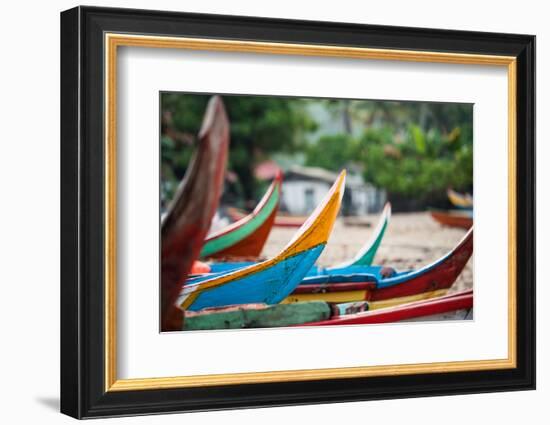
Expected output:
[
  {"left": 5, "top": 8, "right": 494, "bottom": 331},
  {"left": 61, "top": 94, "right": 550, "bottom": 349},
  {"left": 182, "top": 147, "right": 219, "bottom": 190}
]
[
  {"left": 183, "top": 301, "right": 331, "bottom": 330},
  {"left": 333, "top": 202, "right": 391, "bottom": 268},
  {"left": 200, "top": 173, "right": 282, "bottom": 259}
]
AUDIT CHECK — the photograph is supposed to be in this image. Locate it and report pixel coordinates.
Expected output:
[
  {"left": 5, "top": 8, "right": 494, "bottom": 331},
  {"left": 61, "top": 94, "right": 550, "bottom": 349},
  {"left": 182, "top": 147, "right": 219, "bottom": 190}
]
[{"left": 160, "top": 92, "right": 474, "bottom": 332}]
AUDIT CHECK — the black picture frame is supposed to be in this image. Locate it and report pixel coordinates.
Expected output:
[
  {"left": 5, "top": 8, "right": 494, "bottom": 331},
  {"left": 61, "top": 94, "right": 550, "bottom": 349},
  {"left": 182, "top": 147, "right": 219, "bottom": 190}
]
[{"left": 61, "top": 5, "right": 535, "bottom": 419}]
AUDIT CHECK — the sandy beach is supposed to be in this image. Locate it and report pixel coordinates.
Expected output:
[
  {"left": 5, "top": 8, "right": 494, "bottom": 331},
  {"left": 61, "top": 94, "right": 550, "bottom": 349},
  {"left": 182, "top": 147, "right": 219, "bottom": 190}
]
[{"left": 261, "top": 211, "right": 473, "bottom": 294}]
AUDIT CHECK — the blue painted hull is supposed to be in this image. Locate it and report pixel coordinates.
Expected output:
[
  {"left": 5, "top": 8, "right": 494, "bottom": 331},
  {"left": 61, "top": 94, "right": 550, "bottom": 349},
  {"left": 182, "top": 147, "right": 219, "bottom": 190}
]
[
  {"left": 205, "top": 262, "right": 410, "bottom": 285},
  {"left": 203, "top": 254, "right": 454, "bottom": 290},
  {"left": 184, "top": 244, "right": 325, "bottom": 311},
  {"left": 207, "top": 262, "right": 396, "bottom": 279},
  {"left": 307, "top": 265, "right": 402, "bottom": 282}
]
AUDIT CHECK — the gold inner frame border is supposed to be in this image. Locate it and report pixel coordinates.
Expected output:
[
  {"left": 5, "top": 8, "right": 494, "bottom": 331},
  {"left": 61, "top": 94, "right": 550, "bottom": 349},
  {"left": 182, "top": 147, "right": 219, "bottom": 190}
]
[{"left": 104, "top": 33, "right": 517, "bottom": 392}]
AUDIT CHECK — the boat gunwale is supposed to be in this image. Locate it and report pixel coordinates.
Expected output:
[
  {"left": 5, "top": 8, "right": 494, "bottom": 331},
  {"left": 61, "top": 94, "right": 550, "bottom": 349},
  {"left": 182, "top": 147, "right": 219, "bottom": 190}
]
[{"left": 297, "top": 289, "right": 474, "bottom": 326}]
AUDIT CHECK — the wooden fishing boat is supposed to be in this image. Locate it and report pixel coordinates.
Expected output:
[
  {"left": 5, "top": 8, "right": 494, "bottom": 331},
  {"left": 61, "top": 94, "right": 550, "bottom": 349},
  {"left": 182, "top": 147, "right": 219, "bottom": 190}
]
[
  {"left": 184, "top": 289, "right": 472, "bottom": 331},
  {"left": 200, "top": 172, "right": 282, "bottom": 259},
  {"left": 200, "top": 202, "right": 391, "bottom": 275},
  {"left": 297, "top": 289, "right": 473, "bottom": 326},
  {"left": 228, "top": 207, "right": 306, "bottom": 228},
  {"left": 161, "top": 96, "right": 229, "bottom": 331},
  {"left": 283, "top": 228, "right": 473, "bottom": 304},
  {"left": 183, "top": 301, "right": 331, "bottom": 330},
  {"left": 431, "top": 209, "right": 473, "bottom": 229},
  {"left": 177, "top": 170, "right": 346, "bottom": 312},
  {"left": 447, "top": 188, "right": 473, "bottom": 209}
]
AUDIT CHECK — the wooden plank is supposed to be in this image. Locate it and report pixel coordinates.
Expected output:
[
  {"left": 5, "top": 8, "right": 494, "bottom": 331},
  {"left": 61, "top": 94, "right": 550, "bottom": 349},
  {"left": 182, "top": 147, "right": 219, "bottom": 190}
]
[{"left": 183, "top": 301, "right": 331, "bottom": 330}]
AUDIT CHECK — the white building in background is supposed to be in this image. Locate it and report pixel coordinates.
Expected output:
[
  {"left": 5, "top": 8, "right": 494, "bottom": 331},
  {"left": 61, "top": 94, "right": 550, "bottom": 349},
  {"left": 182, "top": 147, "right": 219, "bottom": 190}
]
[{"left": 280, "top": 165, "right": 386, "bottom": 216}]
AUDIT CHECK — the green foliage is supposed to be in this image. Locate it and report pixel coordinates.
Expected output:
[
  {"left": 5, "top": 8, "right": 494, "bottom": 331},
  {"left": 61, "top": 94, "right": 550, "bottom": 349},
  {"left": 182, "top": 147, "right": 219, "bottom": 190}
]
[
  {"left": 160, "top": 93, "right": 473, "bottom": 209},
  {"left": 303, "top": 100, "right": 473, "bottom": 201},
  {"left": 160, "top": 93, "right": 316, "bottom": 202},
  {"left": 304, "top": 134, "right": 357, "bottom": 171},
  {"left": 410, "top": 125, "right": 426, "bottom": 154},
  {"left": 359, "top": 123, "right": 473, "bottom": 199}
]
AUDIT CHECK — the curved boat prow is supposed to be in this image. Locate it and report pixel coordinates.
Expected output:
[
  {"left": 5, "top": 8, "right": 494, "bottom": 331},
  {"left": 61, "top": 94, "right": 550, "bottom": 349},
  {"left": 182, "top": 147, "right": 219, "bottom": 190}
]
[
  {"left": 200, "top": 170, "right": 282, "bottom": 259},
  {"left": 332, "top": 202, "right": 391, "bottom": 269},
  {"left": 178, "top": 170, "right": 346, "bottom": 311},
  {"left": 161, "top": 96, "right": 229, "bottom": 330},
  {"left": 369, "top": 226, "right": 473, "bottom": 300}
]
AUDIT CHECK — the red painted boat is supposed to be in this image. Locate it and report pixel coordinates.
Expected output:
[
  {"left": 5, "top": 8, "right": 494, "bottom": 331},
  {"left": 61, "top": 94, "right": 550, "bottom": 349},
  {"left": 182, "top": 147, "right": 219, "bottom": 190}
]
[
  {"left": 160, "top": 96, "right": 229, "bottom": 331},
  {"left": 285, "top": 228, "right": 473, "bottom": 303},
  {"left": 369, "top": 228, "right": 472, "bottom": 301},
  {"left": 297, "top": 289, "right": 473, "bottom": 326},
  {"left": 200, "top": 172, "right": 282, "bottom": 259},
  {"left": 431, "top": 210, "right": 473, "bottom": 230}
]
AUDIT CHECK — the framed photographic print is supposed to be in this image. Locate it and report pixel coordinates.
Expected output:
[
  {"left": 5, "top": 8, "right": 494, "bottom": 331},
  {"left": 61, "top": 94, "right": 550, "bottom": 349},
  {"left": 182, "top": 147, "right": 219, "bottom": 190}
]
[{"left": 60, "top": 6, "right": 535, "bottom": 419}]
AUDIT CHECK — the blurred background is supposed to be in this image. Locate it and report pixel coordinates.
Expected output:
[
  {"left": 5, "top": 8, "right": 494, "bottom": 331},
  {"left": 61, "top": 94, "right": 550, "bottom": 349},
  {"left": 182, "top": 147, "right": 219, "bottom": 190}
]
[{"left": 160, "top": 93, "right": 473, "bottom": 215}]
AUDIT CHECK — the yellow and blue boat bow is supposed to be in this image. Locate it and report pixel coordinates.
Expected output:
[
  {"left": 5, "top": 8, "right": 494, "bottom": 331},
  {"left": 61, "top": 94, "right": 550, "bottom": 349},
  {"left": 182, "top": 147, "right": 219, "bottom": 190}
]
[{"left": 178, "top": 170, "right": 346, "bottom": 311}]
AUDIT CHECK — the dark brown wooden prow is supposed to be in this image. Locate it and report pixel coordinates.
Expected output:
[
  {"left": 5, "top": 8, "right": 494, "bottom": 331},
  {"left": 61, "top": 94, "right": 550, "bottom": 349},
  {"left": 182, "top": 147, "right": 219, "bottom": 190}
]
[{"left": 161, "top": 96, "right": 229, "bottom": 331}]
